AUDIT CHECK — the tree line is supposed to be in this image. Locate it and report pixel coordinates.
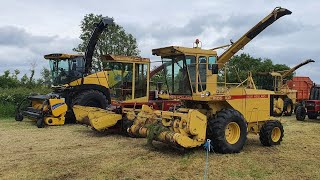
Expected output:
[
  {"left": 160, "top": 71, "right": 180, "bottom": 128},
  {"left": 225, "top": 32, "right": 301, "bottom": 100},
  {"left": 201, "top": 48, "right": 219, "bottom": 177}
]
[{"left": 0, "top": 68, "right": 51, "bottom": 89}]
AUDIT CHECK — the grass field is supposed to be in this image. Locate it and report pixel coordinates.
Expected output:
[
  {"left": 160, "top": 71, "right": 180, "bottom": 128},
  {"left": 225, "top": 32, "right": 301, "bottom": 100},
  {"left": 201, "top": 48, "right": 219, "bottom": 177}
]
[{"left": 1, "top": 117, "right": 320, "bottom": 180}]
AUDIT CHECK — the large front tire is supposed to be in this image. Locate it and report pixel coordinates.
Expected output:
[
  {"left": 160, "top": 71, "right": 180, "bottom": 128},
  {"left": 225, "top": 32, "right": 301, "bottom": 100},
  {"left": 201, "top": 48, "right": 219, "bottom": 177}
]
[
  {"left": 207, "top": 109, "right": 247, "bottom": 154},
  {"left": 69, "top": 90, "right": 109, "bottom": 123},
  {"left": 259, "top": 120, "right": 284, "bottom": 146},
  {"left": 72, "top": 90, "right": 109, "bottom": 108}
]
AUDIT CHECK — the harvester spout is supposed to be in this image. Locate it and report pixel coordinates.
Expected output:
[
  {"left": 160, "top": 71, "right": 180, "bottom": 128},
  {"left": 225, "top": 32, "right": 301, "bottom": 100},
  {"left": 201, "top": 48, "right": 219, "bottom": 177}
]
[
  {"left": 282, "top": 59, "right": 315, "bottom": 78},
  {"left": 217, "top": 7, "right": 292, "bottom": 68},
  {"left": 84, "top": 17, "right": 114, "bottom": 74}
]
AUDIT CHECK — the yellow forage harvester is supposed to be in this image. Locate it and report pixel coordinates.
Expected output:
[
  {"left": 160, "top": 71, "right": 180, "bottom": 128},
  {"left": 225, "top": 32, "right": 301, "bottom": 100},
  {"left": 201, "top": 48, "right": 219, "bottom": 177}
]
[{"left": 123, "top": 7, "right": 292, "bottom": 153}]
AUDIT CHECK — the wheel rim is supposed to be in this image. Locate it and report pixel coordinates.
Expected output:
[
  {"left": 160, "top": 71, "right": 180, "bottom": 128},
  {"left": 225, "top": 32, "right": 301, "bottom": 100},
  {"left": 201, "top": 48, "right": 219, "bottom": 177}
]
[
  {"left": 271, "top": 127, "right": 281, "bottom": 142},
  {"left": 225, "top": 122, "right": 241, "bottom": 144}
]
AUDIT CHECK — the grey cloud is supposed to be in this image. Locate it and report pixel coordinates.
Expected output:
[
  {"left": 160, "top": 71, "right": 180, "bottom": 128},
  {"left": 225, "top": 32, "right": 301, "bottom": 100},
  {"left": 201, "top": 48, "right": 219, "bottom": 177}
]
[
  {"left": 0, "top": 26, "right": 55, "bottom": 47},
  {"left": 0, "top": 25, "right": 80, "bottom": 78},
  {"left": 125, "top": 10, "right": 303, "bottom": 49}
]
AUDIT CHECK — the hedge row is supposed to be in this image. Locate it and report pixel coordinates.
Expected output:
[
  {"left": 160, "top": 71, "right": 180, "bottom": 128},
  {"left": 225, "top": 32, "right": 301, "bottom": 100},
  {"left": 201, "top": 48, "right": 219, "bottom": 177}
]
[{"left": 0, "top": 87, "right": 51, "bottom": 118}]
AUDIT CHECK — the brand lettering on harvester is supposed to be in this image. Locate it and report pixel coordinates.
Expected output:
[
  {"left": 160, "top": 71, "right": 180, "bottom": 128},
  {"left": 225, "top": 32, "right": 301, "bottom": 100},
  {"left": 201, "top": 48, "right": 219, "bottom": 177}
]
[
  {"left": 169, "top": 95, "right": 193, "bottom": 100},
  {"left": 210, "top": 94, "right": 268, "bottom": 100},
  {"left": 52, "top": 103, "right": 65, "bottom": 110}
]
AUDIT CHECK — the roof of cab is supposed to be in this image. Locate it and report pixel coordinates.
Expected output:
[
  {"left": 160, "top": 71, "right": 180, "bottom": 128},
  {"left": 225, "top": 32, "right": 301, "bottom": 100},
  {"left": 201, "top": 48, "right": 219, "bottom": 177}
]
[
  {"left": 152, "top": 46, "right": 217, "bottom": 57},
  {"left": 101, "top": 54, "right": 150, "bottom": 63},
  {"left": 44, "top": 53, "right": 84, "bottom": 60}
]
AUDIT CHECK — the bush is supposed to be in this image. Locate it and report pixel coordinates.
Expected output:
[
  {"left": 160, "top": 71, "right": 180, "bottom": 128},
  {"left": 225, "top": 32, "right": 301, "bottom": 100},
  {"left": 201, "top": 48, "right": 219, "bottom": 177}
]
[
  {"left": 0, "top": 87, "right": 51, "bottom": 118},
  {"left": 0, "top": 103, "right": 16, "bottom": 118}
]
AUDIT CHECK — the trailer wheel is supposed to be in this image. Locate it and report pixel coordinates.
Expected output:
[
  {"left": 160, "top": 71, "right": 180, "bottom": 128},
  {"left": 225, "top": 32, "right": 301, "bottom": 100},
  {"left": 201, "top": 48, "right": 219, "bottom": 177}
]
[
  {"left": 295, "top": 105, "right": 306, "bottom": 121},
  {"left": 283, "top": 98, "right": 293, "bottom": 116},
  {"left": 259, "top": 120, "right": 284, "bottom": 146},
  {"left": 207, "top": 108, "right": 247, "bottom": 154},
  {"left": 15, "top": 113, "right": 23, "bottom": 121},
  {"left": 36, "top": 118, "right": 45, "bottom": 128},
  {"left": 307, "top": 112, "right": 318, "bottom": 119}
]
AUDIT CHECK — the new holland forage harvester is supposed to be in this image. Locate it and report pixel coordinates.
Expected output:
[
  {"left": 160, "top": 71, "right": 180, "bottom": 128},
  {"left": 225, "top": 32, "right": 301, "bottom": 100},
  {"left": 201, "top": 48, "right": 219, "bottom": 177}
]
[
  {"left": 74, "top": 7, "right": 292, "bottom": 153},
  {"left": 256, "top": 59, "right": 314, "bottom": 116}
]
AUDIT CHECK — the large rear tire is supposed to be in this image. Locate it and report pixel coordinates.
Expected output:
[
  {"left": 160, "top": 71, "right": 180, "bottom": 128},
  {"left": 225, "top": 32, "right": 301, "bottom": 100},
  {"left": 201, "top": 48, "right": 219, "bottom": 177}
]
[
  {"left": 283, "top": 98, "right": 293, "bottom": 116},
  {"left": 207, "top": 109, "right": 247, "bottom": 154},
  {"left": 259, "top": 120, "right": 284, "bottom": 146},
  {"left": 295, "top": 105, "right": 306, "bottom": 121},
  {"left": 72, "top": 90, "right": 109, "bottom": 108}
]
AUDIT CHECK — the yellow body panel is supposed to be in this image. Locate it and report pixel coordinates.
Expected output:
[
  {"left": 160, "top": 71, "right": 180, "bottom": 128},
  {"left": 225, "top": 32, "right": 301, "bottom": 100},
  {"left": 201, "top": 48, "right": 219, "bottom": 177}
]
[
  {"left": 68, "top": 71, "right": 110, "bottom": 88},
  {"left": 49, "top": 99, "right": 68, "bottom": 117},
  {"left": 44, "top": 116, "right": 65, "bottom": 125},
  {"left": 73, "top": 105, "right": 122, "bottom": 131}
]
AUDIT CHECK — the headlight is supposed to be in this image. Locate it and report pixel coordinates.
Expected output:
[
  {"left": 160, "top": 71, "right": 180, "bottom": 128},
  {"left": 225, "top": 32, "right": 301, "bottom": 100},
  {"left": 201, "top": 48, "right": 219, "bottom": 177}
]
[{"left": 205, "top": 91, "right": 210, "bottom": 96}]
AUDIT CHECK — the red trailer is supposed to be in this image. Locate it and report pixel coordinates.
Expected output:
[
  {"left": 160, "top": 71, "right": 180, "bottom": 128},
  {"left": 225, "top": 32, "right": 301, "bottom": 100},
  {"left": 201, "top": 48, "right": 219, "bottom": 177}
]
[{"left": 287, "top": 76, "right": 313, "bottom": 102}]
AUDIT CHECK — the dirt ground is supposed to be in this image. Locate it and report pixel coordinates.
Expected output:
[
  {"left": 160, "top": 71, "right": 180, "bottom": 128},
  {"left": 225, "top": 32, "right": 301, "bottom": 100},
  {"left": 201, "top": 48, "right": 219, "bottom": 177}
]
[{"left": 0, "top": 116, "right": 320, "bottom": 180}]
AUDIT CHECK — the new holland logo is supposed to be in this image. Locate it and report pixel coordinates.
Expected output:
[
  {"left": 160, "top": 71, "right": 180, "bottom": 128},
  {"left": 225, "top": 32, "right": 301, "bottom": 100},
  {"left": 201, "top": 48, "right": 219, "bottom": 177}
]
[{"left": 52, "top": 103, "right": 65, "bottom": 110}]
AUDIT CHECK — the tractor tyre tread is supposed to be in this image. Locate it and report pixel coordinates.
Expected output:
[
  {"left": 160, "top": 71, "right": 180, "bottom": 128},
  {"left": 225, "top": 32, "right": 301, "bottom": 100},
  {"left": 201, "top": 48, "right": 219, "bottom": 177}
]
[
  {"left": 259, "top": 120, "right": 284, "bottom": 146},
  {"left": 295, "top": 105, "right": 306, "bottom": 121},
  {"left": 68, "top": 90, "right": 109, "bottom": 123},
  {"left": 72, "top": 90, "right": 109, "bottom": 108},
  {"left": 207, "top": 108, "right": 247, "bottom": 154}
]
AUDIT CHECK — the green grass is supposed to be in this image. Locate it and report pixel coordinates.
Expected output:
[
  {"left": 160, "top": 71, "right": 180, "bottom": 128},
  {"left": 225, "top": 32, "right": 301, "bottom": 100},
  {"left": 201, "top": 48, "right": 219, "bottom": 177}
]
[{"left": 0, "top": 117, "right": 320, "bottom": 179}]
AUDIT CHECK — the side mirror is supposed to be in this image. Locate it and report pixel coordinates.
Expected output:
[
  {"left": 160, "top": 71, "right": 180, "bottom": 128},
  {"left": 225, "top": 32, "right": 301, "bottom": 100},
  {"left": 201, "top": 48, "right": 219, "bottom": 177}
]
[{"left": 211, "top": 64, "right": 218, "bottom": 74}]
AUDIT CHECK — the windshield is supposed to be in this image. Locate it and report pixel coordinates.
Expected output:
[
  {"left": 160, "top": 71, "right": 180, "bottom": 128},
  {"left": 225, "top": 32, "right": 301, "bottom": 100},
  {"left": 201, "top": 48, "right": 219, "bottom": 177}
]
[
  {"left": 162, "top": 55, "right": 192, "bottom": 95},
  {"left": 104, "top": 62, "right": 134, "bottom": 101},
  {"left": 49, "top": 56, "right": 85, "bottom": 86}
]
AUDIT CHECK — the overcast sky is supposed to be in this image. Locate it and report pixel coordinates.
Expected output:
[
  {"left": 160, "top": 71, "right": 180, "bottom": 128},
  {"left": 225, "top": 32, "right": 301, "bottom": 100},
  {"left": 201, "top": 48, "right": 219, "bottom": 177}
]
[{"left": 0, "top": 0, "right": 319, "bottom": 82}]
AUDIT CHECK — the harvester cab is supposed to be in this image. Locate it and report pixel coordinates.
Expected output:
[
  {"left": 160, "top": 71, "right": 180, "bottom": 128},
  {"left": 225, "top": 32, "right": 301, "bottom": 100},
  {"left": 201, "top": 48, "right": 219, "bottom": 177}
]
[
  {"left": 44, "top": 53, "right": 85, "bottom": 86},
  {"left": 101, "top": 54, "right": 150, "bottom": 103}
]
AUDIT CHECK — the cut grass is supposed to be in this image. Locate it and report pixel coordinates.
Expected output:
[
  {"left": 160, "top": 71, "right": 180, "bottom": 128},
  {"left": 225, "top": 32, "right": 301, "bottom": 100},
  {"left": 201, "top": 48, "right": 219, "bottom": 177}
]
[{"left": 0, "top": 117, "right": 320, "bottom": 179}]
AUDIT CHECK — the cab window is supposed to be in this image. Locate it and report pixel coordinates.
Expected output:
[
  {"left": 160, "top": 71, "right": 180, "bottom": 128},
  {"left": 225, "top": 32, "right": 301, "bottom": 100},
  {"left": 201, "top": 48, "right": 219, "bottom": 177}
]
[
  {"left": 198, "top": 56, "right": 207, "bottom": 92},
  {"left": 208, "top": 56, "right": 217, "bottom": 70}
]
